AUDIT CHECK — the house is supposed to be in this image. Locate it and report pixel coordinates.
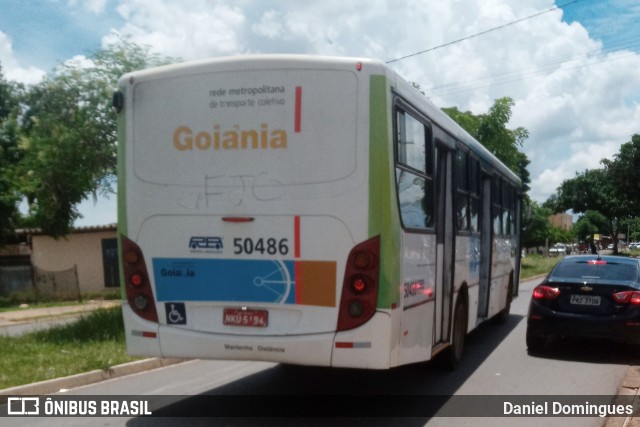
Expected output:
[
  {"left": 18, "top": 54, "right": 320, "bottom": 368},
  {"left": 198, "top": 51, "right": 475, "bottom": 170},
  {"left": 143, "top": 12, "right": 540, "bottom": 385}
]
[{"left": 0, "top": 224, "right": 120, "bottom": 298}]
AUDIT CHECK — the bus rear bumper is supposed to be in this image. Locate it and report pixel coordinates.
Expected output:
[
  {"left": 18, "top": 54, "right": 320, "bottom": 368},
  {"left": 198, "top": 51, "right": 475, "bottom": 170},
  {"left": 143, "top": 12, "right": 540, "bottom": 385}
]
[
  {"left": 331, "top": 311, "right": 393, "bottom": 369},
  {"left": 122, "top": 302, "right": 162, "bottom": 357},
  {"left": 158, "top": 323, "right": 336, "bottom": 366},
  {"left": 123, "top": 304, "right": 392, "bottom": 369}
]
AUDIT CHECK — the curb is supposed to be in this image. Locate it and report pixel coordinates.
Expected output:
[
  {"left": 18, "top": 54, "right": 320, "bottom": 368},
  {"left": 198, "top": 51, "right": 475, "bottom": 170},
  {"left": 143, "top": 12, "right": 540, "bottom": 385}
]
[
  {"left": 0, "top": 358, "right": 189, "bottom": 396},
  {"left": 605, "top": 366, "right": 640, "bottom": 427}
]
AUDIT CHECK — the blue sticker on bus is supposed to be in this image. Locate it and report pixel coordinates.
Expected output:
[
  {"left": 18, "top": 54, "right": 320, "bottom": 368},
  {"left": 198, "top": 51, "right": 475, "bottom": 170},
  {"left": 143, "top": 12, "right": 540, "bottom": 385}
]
[{"left": 153, "top": 258, "right": 296, "bottom": 304}]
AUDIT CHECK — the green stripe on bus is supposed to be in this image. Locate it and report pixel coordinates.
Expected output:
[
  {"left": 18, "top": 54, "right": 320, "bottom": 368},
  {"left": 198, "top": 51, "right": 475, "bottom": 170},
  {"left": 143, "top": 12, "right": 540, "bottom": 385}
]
[
  {"left": 116, "top": 101, "right": 127, "bottom": 299},
  {"left": 369, "top": 75, "right": 401, "bottom": 310}
]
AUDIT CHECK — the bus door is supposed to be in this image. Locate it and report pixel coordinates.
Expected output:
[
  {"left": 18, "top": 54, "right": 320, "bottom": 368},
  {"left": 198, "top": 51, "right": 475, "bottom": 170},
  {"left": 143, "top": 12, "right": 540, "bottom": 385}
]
[
  {"left": 434, "top": 143, "right": 454, "bottom": 344},
  {"left": 477, "top": 172, "right": 493, "bottom": 318}
]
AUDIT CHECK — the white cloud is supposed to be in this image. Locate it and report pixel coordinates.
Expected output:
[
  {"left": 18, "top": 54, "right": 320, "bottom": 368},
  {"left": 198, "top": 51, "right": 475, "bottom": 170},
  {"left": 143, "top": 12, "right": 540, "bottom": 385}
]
[
  {"left": 252, "top": 10, "right": 286, "bottom": 40},
  {"left": 531, "top": 140, "right": 620, "bottom": 201},
  {"left": 111, "top": 0, "right": 246, "bottom": 59},
  {"left": 516, "top": 49, "right": 640, "bottom": 202},
  {"left": 67, "top": 0, "right": 108, "bottom": 15},
  {"left": 0, "top": 32, "right": 45, "bottom": 84}
]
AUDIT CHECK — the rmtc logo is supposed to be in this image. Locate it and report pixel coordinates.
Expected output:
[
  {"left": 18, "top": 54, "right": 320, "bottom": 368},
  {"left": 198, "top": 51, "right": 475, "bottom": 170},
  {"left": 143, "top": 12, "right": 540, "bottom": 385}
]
[{"left": 189, "top": 237, "right": 223, "bottom": 250}]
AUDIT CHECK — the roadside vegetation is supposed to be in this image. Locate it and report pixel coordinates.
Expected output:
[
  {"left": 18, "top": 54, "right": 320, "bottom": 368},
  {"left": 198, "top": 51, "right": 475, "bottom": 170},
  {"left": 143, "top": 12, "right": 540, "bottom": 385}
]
[
  {"left": 520, "top": 254, "right": 561, "bottom": 279},
  {"left": 0, "top": 290, "right": 120, "bottom": 311},
  {"left": 0, "top": 306, "right": 138, "bottom": 390}
]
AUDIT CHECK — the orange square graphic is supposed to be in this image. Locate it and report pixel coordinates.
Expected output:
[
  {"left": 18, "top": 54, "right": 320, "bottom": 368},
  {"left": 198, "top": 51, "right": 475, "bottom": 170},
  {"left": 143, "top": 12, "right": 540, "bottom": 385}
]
[{"left": 295, "top": 261, "right": 337, "bottom": 307}]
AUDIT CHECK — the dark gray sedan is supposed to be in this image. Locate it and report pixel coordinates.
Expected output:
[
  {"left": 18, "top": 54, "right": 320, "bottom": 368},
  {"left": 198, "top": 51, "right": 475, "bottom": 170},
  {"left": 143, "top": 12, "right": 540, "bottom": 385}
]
[{"left": 526, "top": 255, "right": 640, "bottom": 352}]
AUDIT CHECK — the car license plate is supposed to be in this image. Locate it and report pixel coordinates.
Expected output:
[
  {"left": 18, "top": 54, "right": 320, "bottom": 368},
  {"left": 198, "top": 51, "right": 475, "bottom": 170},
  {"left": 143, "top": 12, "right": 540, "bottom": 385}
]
[
  {"left": 223, "top": 308, "right": 268, "bottom": 328},
  {"left": 570, "top": 294, "right": 601, "bottom": 306}
]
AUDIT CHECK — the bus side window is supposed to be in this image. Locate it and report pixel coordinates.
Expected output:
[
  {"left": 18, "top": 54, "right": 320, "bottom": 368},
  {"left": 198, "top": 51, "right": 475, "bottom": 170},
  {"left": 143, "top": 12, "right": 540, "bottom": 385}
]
[
  {"left": 469, "top": 157, "right": 480, "bottom": 233},
  {"left": 492, "top": 177, "right": 503, "bottom": 236},
  {"left": 504, "top": 183, "right": 516, "bottom": 236},
  {"left": 456, "top": 150, "right": 469, "bottom": 232},
  {"left": 396, "top": 110, "right": 426, "bottom": 172},
  {"left": 502, "top": 183, "right": 511, "bottom": 235},
  {"left": 395, "top": 106, "right": 434, "bottom": 230}
]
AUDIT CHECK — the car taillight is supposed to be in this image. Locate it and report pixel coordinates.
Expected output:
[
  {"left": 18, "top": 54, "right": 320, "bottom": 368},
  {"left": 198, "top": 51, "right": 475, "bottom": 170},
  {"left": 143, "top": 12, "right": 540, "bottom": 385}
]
[
  {"left": 613, "top": 291, "right": 640, "bottom": 305},
  {"left": 532, "top": 285, "right": 561, "bottom": 300},
  {"left": 337, "top": 236, "right": 380, "bottom": 332},
  {"left": 121, "top": 235, "right": 158, "bottom": 323}
]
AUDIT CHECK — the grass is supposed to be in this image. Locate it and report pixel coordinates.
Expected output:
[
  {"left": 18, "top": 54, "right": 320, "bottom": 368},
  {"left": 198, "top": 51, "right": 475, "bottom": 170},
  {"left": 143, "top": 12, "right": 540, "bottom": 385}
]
[
  {"left": 0, "top": 306, "right": 139, "bottom": 390},
  {"left": 520, "top": 253, "right": 561, "bottom": 279},
  {"left": 0, "top": 300, "right": 106, "bottom": 314},
  {"left": 0, "top": 290, "right": 121, "bottom": 311}
]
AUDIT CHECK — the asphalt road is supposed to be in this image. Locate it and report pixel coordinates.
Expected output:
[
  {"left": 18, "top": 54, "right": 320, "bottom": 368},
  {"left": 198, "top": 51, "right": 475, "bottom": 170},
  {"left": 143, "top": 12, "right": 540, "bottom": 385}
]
[{"left": 5, "top": 276, "right": 639, "bottom": 426}]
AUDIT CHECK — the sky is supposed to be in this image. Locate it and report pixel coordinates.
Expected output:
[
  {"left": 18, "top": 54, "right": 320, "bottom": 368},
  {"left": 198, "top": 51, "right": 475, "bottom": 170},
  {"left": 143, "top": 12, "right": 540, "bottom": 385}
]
[{"left": 1, "top": 0, "right": 639, "bottom": 226}]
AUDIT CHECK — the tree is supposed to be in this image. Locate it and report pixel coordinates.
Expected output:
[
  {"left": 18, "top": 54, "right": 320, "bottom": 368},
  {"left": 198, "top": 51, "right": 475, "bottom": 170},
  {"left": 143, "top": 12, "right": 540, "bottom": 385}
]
[
  {"left": 548, "top": 226, "right": 574, "bottom": 247},
  {"left": 18, "top": 37, "right": 175, "bottom": 237},
  {"left": 476, "top": 98, "right": 529, "bottom": 175},
  {"left": 551, "top": 168, "right": 627, "bottom": 253},
  {"left": 602, "top": 134, "right": 640, "bottom": 214},
  {"left": 442, "top": 97, "right": 530, "bottom": 192},
  {"left": 574, "top": 210, "right": 608, "bottom": 243},
  {"left": 521, "top": 200, "right": 552, "bottom": 249},
  {"left": 441, "top": 105, "right": 481, "bottom": 139},
  {"left": 0, "top": 64, "right": 23, "bottom": 243},
  {"left": 623, "top": 216, "right": 640, "bottom": 242}
]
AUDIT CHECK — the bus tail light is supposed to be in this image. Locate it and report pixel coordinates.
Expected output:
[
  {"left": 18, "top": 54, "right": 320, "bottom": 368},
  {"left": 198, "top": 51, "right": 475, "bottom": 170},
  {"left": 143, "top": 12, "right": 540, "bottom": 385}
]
[
  {"left": 121, "top": 235, "right": 159, "bottom": 323},
  {"left": 337, "top": 236, "right": 380, "bottom": 332}
]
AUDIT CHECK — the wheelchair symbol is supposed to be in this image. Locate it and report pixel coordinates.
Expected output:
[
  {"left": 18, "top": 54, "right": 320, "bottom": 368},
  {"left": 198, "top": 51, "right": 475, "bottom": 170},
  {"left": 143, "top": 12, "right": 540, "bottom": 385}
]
[{"left": 165, "top": 303, "right": 186, "bottom": 324}]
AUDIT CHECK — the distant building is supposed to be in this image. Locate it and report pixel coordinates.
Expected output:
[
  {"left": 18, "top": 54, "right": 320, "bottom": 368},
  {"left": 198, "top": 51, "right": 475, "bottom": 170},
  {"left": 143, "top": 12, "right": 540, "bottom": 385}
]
[{"left": 549, "top": 213, "right": 573, "bottom": 231}]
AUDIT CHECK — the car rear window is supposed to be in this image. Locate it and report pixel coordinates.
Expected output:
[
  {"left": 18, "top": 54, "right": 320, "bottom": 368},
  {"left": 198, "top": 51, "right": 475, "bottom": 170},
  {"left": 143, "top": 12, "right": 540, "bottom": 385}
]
[{"left": 551, "top": 260, "right": 638, "bottom": 282}]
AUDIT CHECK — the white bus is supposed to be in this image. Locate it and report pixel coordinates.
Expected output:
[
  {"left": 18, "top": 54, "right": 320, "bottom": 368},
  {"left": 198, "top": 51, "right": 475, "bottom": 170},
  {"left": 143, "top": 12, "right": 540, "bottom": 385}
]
[{"left": 115, "top": 55, "right": 521, "bottom": 370}]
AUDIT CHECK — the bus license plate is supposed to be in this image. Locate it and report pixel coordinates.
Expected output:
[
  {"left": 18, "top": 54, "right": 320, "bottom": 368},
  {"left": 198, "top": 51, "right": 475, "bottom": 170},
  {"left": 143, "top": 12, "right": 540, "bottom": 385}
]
[
  {"left": 223, "top": 308, "right": 268, "bottom": 328},
  {"left": 570, "top": 294, "right": 601, "bottom": 306}
]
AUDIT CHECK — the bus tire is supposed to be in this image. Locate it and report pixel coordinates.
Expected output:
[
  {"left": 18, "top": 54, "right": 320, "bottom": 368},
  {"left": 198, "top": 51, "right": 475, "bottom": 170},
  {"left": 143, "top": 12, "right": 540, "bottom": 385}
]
[{"left": 444, "top": 299, "right": 467, "bottom": 370}]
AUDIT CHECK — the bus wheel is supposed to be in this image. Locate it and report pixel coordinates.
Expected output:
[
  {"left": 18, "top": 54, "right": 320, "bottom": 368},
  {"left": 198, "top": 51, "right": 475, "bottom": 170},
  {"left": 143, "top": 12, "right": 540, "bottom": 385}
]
[{"left": 444, "top": 300, "right": 467, "bottom": 370}]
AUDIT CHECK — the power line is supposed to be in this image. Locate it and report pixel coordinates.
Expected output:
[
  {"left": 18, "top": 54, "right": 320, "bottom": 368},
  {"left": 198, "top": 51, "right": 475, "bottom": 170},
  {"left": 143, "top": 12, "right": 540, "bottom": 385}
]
[
  {"left": 385, "top": 0, "right": 587, "bottom": 64},
  {"left": 427, "top": 50, "right": 639, "bottom": 98},
  {"left": 424, "top": 34, "right": 640, "bottom": 97}
]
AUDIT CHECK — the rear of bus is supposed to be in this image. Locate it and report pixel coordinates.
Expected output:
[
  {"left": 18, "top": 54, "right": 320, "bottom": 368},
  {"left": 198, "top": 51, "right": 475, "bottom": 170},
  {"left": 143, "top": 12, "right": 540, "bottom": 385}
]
[{"left": 116, "top": 56, "right": 397, "bottom": 369}]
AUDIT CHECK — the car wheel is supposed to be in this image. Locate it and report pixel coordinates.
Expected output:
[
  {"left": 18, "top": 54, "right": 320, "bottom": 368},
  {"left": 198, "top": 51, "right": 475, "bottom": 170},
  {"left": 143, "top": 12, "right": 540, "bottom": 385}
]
[
  {"left": 443, "top": 300, "right": 467, "bottom": 370},
  {"left": 526, "top": 331, "right": 546, "bottom": 353}
]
